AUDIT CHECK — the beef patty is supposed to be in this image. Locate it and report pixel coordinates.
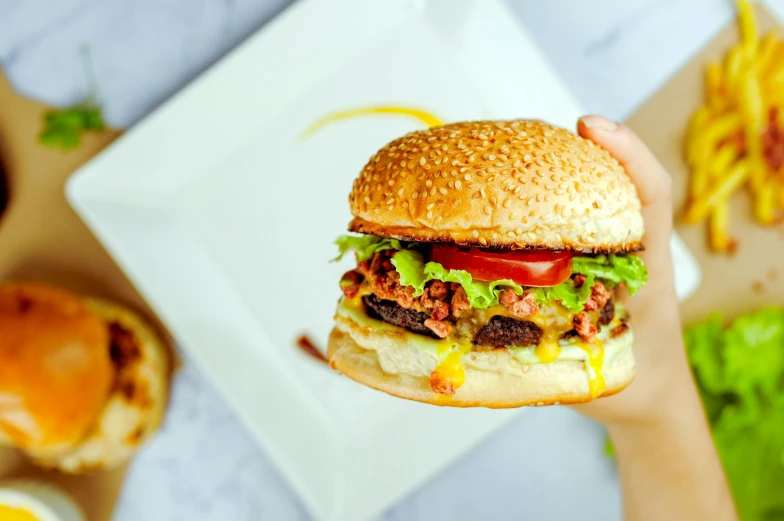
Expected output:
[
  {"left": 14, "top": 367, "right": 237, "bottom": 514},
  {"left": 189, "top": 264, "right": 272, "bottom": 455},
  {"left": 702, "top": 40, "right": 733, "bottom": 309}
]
[
  {"left": 473, "top": 316, "right": 543, "bottom": 349},
  {"left": 599, "top": 300, "right": 615, "bottom": 326},
  {"left": 362, "top": 294, "right": 437, "bottom": 337}
]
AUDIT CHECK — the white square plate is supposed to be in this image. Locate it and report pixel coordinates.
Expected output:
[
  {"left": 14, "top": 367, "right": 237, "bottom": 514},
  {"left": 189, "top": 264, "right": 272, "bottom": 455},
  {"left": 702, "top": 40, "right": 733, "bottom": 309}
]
[{"left": 67, "top": 1, "right": 700, "bottom": 520}]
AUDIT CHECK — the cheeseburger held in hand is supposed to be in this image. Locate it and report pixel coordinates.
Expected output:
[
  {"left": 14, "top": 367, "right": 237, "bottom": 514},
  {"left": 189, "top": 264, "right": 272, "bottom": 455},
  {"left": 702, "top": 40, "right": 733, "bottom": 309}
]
[{"left": 329, "top": 120, "right": 647, "bottom": 407}]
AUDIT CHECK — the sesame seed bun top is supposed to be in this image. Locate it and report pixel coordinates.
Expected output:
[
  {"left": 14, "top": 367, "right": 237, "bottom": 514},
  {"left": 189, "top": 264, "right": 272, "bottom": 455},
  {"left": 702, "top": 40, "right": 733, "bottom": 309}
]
[{"left": 348, "top": 120, "right": 644, "bottom": 253}]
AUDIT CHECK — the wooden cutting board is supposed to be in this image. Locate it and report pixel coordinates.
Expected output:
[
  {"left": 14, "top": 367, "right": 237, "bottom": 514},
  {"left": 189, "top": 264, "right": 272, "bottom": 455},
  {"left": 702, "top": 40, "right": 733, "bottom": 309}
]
[
  {"left": 626, "top": 4, "right": 784, "bottom": 326},
  {"left": 0, "top": 70, "right": 169, "bottom": 521}
]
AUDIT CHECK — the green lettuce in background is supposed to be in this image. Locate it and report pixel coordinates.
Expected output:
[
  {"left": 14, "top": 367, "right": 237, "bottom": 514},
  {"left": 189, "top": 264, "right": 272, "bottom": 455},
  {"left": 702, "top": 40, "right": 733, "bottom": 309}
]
[
  {"left": 685, "top": 308, "right": 784, "bottom": 521},
  {"left": 608, "top": 308, "right": 784, "bottom": 521},
  {"left": 333, "top": 234, "right": 647, "bottom": 312}
]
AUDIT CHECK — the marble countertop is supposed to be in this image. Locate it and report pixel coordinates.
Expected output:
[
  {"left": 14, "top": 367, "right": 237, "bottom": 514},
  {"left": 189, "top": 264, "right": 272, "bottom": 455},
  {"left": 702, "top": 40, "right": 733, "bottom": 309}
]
[{"left": 2, "top": 1, "right": 783, "bottom": 520}]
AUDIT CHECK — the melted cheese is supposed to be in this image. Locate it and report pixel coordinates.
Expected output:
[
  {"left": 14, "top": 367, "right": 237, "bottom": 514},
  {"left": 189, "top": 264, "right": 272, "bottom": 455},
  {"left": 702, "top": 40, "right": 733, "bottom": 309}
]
[{"left": 529, "top": 304, "right": 574, "bottom": 364}]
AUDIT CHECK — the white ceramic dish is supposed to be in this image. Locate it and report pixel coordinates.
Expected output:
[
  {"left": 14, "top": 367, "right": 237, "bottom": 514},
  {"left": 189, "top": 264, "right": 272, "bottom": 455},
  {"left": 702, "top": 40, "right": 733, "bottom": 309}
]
[{"left": 67, "top": 1, "right": 701, "bottom": 520}]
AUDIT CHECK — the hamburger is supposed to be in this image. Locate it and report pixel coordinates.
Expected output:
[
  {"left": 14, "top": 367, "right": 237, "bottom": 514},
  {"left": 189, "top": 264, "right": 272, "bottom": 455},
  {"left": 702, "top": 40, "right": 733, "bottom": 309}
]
[
  {"left": 0, "top": 282, "right": 170, "bottom": 472},
  {"left": 328, "top": 120, "right": 647, "bottom": 408}
]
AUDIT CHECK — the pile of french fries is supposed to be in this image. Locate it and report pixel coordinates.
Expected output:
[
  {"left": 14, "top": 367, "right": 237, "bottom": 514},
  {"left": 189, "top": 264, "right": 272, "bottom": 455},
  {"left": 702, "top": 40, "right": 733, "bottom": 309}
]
[{"left": 684, "top": 0, "right": 784, "bottom": 252}]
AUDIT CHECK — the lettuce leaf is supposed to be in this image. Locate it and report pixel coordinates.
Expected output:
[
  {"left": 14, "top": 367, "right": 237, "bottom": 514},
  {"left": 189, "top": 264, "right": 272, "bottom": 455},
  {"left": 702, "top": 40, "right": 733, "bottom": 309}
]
[
  {"left": 607, "top": 307, "right": 784, "bottom": 521},
  {"left": 333, "top": 234, "right": 408, "bottom": 262},
  {"left": 572, "top": 254, "right": 648, "bottom": 295},
  {"left": 333, "top": 234, "right": 646, "bottom": 312}
]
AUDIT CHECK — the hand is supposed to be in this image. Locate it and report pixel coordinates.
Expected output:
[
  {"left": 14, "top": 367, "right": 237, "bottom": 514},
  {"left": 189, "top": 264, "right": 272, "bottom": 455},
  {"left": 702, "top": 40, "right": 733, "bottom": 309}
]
[
  {"left": 572, "top": 116, "right": 737, "bottom": 521},
  {"left": 573, "top": 114, "right": 691, "bottom": 427}
]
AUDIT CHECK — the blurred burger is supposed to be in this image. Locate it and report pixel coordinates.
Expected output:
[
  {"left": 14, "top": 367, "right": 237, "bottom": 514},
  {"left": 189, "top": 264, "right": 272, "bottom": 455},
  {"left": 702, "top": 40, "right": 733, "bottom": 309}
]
[
  {"left": 329, "top": 120, "right": 648, "bottom": 407},
  {"left": 0, "top": 282, "right": 170, "bottom": 472}
]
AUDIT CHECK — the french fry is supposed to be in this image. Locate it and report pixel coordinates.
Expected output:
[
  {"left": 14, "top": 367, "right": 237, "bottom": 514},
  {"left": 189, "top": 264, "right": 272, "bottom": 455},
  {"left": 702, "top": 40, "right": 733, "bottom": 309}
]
[
  {"left": 755, "top": 181, "right": 777, "bottom": 223},
  {"left": 689, "top": 112, "right": 742, "bottom": 166},
  {"left": 690, "top": 165, "right": 710, "bottom": 200},
  {"left": 725, "top": 47, "right": 745, "bottom": 98},
  {"left": 777, "top": 179, "right": 784, "bottom": 208},
  {"left": 705, "top": 62, "right": 725, "bottom": 111},
  {"left": 711, "top": 145, "right": 741, "bottom": 179},
  {"left": 756, "top": 32, "right": 779, "bottom": 73},
  {"left": 709, "top": 199, "right": 731, "bottom": 251},
  {"left": 735, "top": 0, "right": 758, "bottom": 59},
  {"left": 685, "top": 160, "right": 749, "bottom": 223},
  {"left": 685, "top": 106, "right": 710, "bottom": 165},
  {"left": 740, "top": 65, "right": 767, "bottom": 192}
]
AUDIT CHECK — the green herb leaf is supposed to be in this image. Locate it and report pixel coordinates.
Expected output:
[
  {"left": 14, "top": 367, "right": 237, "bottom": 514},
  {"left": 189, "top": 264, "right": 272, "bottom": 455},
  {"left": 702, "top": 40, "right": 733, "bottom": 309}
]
[{"left": 38, "top": 105, "right": 106, "bottom": 151}]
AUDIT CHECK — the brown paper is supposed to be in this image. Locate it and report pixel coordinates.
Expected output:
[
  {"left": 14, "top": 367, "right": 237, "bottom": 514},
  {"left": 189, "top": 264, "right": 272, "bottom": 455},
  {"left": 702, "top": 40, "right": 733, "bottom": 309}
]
[
  {"left": 626, "top": 4, "right": 784, "bottom": 326},
  {"left": 0, "top": 70, "right": 169, "bottom": 520}
]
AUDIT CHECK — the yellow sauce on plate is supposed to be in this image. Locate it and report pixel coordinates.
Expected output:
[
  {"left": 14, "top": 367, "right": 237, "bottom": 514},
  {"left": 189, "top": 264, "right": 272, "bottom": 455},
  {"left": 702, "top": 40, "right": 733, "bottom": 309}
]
[{"left": 0, "top": 506, "right": 40, "bottom": 521}]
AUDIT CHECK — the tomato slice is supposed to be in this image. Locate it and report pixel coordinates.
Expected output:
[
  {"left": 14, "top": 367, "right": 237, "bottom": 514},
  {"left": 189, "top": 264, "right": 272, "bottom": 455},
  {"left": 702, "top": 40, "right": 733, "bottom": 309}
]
[{"left": 430, "top": 245, "right": 573, "bottom": 287}]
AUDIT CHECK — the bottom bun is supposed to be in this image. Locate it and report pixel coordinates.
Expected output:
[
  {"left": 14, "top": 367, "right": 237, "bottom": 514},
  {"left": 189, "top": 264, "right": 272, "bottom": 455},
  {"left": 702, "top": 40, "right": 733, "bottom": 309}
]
[
  {"left": 27, "top": 298, "right": 170, "bottom": 473},
  {"left": 328, "top": 319, "right": 636, "bottom": 408}
]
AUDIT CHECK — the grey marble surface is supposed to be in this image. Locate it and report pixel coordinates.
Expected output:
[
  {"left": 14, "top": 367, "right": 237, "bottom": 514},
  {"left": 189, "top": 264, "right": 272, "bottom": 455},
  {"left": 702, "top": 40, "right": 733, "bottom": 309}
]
[{"left": 2, "top": 1, "right": 783, "bottom": 520}]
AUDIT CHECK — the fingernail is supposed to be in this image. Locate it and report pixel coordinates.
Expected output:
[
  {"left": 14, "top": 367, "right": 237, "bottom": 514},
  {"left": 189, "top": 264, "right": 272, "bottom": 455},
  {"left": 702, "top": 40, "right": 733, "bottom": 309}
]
[{"left": 580, "top": 115, "right": 618, "bottom": 131}]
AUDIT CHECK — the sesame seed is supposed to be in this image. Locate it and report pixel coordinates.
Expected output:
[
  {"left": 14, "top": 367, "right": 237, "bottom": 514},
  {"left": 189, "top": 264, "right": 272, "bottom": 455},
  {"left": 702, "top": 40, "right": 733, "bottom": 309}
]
[
  {"left": 472, "top": 230, "right": 479, "bottom": 238},
  {"left": 464, "top": 174, "right": 472, "bottom": 181},
  {"left": 364, "top": 196, "right": 371, "bottom": 203},
  {"left": 513, "top": 160, "right": 521, "bottom": 168},
  {"left": 430, "top": 187, "right": 437, "bottom": 195},
  {"left": 507, "top": 231, "right": 515, "bottom": 237},
  {"left": 503, "top": 199, "right": 510, "bottom": 208},
  {"left": 419, "top": 157, "right": 426, "bottom": 166},
  {"left": 455, "top": 180, "right": 462, "bottom": 190},
  {"left": 511, "top": 211, "right": 518, "bottom": 219},
  {"left": 439, "top": 187, "right": 447, "bottom": 195},
  {"left": 515, "top": 228, "right": 522, "bottom": 234},
  {"left": 479, "top": 238, "right": 487, "bottom": 246},
  {"left": 427, "top": 210, "right": 433, "bottom": 218},
  {"left": 412, "top": 191, "right": 419, "bottom": 199},
  {"left": 397, "top": 188, "right": 404, "bottom": 196},
  {"left": 480, "top": 188, "right": 486, "bottom": 198},
  {"left": 388, "top": 180, "right": 394, "bottom": 186},
  {"left": 545, "top": 183, "right": 556, "bottom": 190},
  {"left": 488, "top": 154, "right": 497, "bottom": 160},
  {"left": 490, "top": 196, "right": 497, "bottom": 206},
  {"left": 400, "top": 160, "right": 406, "bottom": 167},
  {"left": 426, "top": 180, "right": 432, "bottom": 188},
  {"left": 555, "top": 189, "right": 566, "bottom": 195},
  {"left": 460, "top": 167, "right": 468, "bottom": 173}
]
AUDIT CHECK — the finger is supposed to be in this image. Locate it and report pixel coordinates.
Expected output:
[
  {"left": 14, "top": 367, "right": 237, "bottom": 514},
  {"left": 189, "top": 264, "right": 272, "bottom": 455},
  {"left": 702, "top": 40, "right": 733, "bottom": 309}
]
[
  {"left": 577, "top": 115, "right": 674, "bottom": 262},
  {"left": 577, "top": 115, "right": 673, "bottom": 209}
]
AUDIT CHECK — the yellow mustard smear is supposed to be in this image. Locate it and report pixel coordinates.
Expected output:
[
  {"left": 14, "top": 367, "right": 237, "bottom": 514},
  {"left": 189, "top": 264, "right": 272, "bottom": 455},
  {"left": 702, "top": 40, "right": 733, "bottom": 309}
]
[
  {"left": 529, "top": 305, "right": 573, "bottom": 363},
  {"left": 302, "top": 105, "right": 443, "bottom": 139},
  {"left": 577, "top": 338, "right": 606, "bottom": 398},
  {"left": 0, "top": 506, "right": 40, "bottom": 521}
]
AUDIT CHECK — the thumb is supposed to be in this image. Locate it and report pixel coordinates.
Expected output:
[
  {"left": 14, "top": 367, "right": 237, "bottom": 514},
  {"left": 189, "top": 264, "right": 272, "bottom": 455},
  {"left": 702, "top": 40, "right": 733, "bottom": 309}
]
[{"left": 577, "top": 115, "right": 674, "bottom": 279}]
